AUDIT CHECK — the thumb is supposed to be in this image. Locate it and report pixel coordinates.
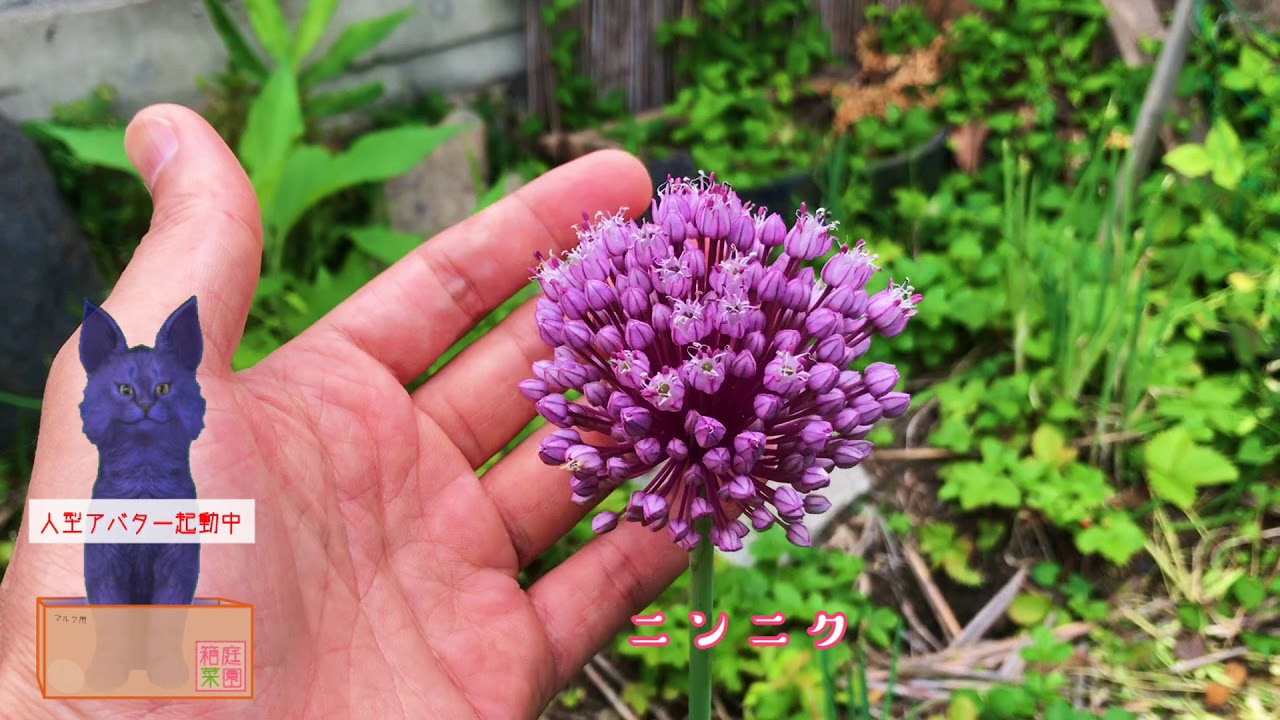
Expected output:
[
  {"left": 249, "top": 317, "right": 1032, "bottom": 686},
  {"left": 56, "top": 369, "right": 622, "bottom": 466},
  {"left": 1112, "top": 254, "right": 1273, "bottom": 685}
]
[{"left": 106, "top": 103, "right": 263, "bottom": 373}]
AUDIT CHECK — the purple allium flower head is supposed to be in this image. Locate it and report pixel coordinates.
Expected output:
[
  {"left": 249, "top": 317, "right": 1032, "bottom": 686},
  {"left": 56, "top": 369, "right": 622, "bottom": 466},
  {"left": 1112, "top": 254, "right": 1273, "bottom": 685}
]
[{"left": 526, "top": 175, "right": 920, "bottom": 551}]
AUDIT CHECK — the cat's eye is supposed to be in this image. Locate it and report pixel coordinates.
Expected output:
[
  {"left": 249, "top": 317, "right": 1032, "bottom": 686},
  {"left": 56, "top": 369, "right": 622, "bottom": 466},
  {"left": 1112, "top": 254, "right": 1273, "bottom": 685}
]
[
  {"left": 155, "top": 383, "right": 171, "bottom": 396},
  {"left": 117, "top": 384, "right": 134, "bottom": 396}
]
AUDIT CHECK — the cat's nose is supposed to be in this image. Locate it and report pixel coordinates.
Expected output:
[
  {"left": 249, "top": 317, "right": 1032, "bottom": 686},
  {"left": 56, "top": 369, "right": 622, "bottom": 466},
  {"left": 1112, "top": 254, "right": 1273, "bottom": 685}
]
[{"left": 138, "top": 402, "right": 153, "bottom": 413}]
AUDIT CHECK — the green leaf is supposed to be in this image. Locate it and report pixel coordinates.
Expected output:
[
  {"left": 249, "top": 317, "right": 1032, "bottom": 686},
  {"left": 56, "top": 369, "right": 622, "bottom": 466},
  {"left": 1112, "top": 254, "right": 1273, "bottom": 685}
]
[
  {"left": 1204, "top": 119, "right": 1244, "bottom": 190},
  {"left": 947, "top": 693, "right": 980, "bottom": 720},
  {"left": 1021, "top": 626, "right": 1072, "bottom": 665},
  {"left": 984, "top": 685, "right": 1037, "bottom": 716},
  {"left": 1238, "top": 435, "right": 1280, "bottom": 466},
  {"left": 1163, "top": 144, "right": 1212, "bottom": 178},
  {"left": 942, "top": 552, "right": 984, "bottom": 586},
  {"left": 202, "top": 0, "right": 268, "bottom": 80},
  {"left": 245, "top": 0, "right": 293, "bottom": 63},
  {"left": 1030, "top": 424, "right": 1076, "bottom": 468},
  {"left": 1075, "top": 512, "right": 1145, "bottom": 565},
  {"left": 237, "top": 65, "right": 304, "bottom": 204},
  {"left": 299, "top": 9, "right": 413, "bottom": 88},
  {"left": 347, "top": 226, "right": 422, "bottom": 265},
  {"left": 307, "top": 81, "right": 385, "bottom": 118},
  {"left": 28, "top": 124, "right": 135, "bottom": 175},
  {"left": 939, "top": 462, "right": 1022, "bottom": 510},
  {"left": 1007, "top": 591, "right": 1052, "bottom": 626},
  {"left": 1143, "top": 427, "right": 1240, "bottom": 510},
  {"left": 1030, "top": 562, "right": 1060, "bottom": 587},
  {"left": 292, "top": 0, "right": 339, "bottom": 64},
  {"left": 1231, "top": 576, "right": 1264, "bottom": 611},
  {"left": 267, "top": 123, "right": 462, "bottom": 242}
]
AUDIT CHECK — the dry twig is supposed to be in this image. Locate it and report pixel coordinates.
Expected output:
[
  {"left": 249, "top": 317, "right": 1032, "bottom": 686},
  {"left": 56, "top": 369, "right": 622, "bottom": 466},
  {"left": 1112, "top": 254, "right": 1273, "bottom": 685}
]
[
  {"left": 950, "top": 565, "right": 1029, "bottom": 649},
  {"left": 902, "top": 542, "right": 964, "bottom": 641},
  {"left": 1167, "top": 647, "right": 1249, "bottom": 674},
  {"left": 582, "top": 664, "right": 638, "bottom": 720}
]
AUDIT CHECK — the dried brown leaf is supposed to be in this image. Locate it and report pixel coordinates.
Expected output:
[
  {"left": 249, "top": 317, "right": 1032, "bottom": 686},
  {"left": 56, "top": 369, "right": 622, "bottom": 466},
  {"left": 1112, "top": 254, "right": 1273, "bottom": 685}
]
[
  {"left": 1224, "top": 660, "right": 1248, "bottom": 687},
  {"left": 950, "top": 122, "right": 989, "bottom": 173},
  {"left": 1203, "top": 681, "right": 1232, "bottom": 709}
]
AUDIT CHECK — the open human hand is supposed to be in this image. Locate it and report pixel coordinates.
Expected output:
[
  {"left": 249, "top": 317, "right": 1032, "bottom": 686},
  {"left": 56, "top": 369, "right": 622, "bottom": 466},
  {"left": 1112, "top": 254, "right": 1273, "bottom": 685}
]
[{"left": 0, "top": 104, "right": 689, "bottom": 719}]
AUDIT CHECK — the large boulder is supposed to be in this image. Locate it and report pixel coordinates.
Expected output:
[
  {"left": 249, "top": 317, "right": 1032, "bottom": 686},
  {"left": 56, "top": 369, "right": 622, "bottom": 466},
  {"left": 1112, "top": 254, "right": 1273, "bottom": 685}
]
[
  {"left": 0, "top": 115, "right": 103, "bottom": 447},
  {"left": 384, "top": 107, "right": 487, "bottom": 240}
]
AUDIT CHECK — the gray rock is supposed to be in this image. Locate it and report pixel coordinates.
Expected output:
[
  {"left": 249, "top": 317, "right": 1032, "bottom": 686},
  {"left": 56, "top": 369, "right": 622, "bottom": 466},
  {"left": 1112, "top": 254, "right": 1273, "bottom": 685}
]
[
  {"left": 0, "top": 114, "right": 102, "bottom": 445},
  {"left": 384, "top": 107, "right": 486, "bottom": 239}
]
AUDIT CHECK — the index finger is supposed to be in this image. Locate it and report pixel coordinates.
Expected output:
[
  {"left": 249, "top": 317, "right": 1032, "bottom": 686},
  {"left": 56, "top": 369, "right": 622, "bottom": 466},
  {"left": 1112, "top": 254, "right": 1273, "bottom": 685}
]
[{"left": 286, "top": 150, "right": 654, "bottom": 384}]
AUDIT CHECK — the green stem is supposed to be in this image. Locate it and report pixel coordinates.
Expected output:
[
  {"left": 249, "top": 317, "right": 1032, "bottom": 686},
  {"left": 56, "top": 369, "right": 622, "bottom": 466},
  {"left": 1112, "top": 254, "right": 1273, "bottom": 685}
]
[
  {"left": 818, "top": 649, "right": 838, "bottom": 720},
  {"left": 688, "top": 519, "right": 715, "bottom": 720}
]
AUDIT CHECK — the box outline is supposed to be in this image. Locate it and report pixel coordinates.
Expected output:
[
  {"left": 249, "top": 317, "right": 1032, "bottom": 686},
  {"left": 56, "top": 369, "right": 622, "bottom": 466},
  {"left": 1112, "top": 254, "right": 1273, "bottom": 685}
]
[{"left": 36, "top": 596, "right": 254, "bottom": 700}]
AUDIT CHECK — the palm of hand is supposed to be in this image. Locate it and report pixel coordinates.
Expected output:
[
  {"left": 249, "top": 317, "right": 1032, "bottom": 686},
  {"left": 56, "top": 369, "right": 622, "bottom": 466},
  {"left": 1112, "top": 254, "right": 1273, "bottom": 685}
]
[
  {"left": 202, "top": 350, "right": 556, "bottom": 719},
  {"left": 0, "top": 106, "right": 686, "bottom": 719}
]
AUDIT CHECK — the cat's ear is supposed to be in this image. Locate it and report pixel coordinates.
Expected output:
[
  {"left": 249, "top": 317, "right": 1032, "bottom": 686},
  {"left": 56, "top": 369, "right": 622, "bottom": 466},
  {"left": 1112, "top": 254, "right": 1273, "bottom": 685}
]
[
  {"left": 157, "top": 296, "right": 203, "bottom": 372},
  {"left": 79, "top": 300, "right": 126, "bottom": 374}
]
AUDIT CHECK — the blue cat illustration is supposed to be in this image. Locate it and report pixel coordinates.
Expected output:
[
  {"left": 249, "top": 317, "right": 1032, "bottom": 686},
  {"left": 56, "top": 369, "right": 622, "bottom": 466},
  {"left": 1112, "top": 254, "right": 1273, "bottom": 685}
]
[{"left": 80, "top": 297, "right": 204, "bottom": 606}]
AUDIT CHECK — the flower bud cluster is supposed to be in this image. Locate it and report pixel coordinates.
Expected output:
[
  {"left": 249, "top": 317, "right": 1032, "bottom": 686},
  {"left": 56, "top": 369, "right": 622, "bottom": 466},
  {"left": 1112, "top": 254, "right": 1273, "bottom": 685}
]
[{"left": 522, "top": 175, "right": 920, "bottom": 550}]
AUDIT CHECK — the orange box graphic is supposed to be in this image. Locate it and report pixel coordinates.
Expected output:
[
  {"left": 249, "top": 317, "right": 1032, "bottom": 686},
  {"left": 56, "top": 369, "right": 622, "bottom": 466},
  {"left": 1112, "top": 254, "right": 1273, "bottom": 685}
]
[{"left": 36, "top": 597, "right": 253, "bottom": 699}]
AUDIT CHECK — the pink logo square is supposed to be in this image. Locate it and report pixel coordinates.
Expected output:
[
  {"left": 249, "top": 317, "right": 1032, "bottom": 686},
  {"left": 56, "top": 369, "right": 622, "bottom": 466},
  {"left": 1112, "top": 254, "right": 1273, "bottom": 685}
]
[{"left": 194, "top": 640, "right": 247, "bottom": 692}]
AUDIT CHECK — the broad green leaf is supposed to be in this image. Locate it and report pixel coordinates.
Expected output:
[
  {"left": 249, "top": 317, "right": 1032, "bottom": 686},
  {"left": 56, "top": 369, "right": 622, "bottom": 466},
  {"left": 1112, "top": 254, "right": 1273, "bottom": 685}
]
[
  {"left": 292, "top": 0, "right": 339, "bottom": 64},
  {"left": 942, "top": 552, "right": 983, "bottom": 586},
  {"left": 202, "top": 0, "right": 268, "bottom": 81},
  {"left": 1030, "top": 562, "right": 1060, "bottom": 587},
  {"left": 1030, "top": 424, "right": 1076, "bottom": 468},
  {"left": 267, "top": 123, "right": 462, "bottom": 241},
  {"left": 938, "top": 462, "right": 1022, "bottom": 510},
  {"left": 1231, "top": 576, "right": 1264, "bottom": 611},
  {"left": 947, "top": 694, "right": 980, "bottom": 720},
  {"left": 237, "top": 65, "right": 304, "bottom": 205},
  {"left": 1143, "top": 427, "right": 1239, "bottom": 509},
  {"left": 264, "top": 144, "right": 333, "bottom": 240},
  {"left": 245, "top": 0, "right": 293, "bottom": 63},
  {"left": 1162, "top": 144, "right": 1212, "bottom": 178},
  {"left": 1204, "top": 119, "right": 1244, "bottom": 190},
  {"left": 307, "top": 81, "right": 385, "bottom": 118},
  {"left": 299, "top": 9, "right": 413, "bottom": 88},
  {"left": 1021, "top": 626, "right": 1073, "bottom": 665},
  {"left": 333, "top": 122, "right": 464, "bottom": 183},
  {"left": 1238, "top": 44, "right": 1272, "bottom": 77},
  {"left": 1007, "top": 591, "right": 1052, "bottom": 626},
  {"left": 347, "top": 226, "right": 422, "bottom": 265},
  {"left": 1076, "top": 512, "right": 1145, "bottom": 565},
  {"left": 28, "top": 124, "right": 135, "bottom": 175}
]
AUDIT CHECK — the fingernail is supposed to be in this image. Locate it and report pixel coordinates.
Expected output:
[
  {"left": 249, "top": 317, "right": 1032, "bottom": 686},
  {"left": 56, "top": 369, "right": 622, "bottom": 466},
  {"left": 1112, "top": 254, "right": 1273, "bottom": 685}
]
[{"left": 125, "top": 115, "right": 178, "bottom": 193}]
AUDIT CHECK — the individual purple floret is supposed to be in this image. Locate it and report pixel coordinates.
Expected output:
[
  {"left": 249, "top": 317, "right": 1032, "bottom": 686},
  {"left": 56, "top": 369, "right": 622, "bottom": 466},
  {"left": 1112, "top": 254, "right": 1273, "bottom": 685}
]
[{"left": 521, "top": 174, "right": 921, "bottom": 551}]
